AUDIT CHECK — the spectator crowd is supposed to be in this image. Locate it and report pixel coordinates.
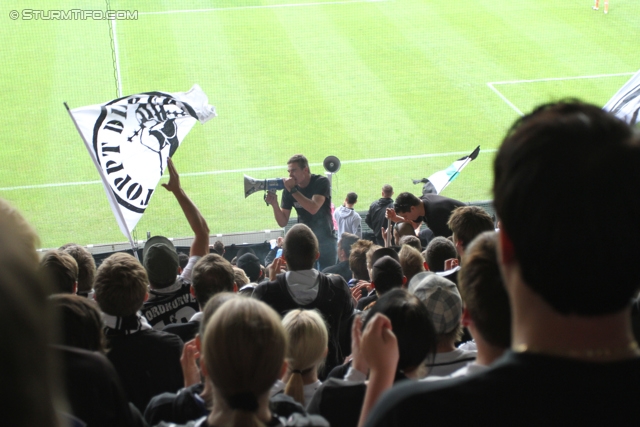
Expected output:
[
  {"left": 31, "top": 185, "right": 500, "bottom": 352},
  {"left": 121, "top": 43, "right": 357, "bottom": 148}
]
[{"left": 3, "top": 100, "right": 640, "bottom": 427}]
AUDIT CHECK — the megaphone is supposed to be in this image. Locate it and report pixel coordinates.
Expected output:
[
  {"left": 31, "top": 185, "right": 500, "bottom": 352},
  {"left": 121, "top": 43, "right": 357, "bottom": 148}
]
[
  {"left": 244, "top": 175, "right": 285, "bottom": 198},
  {"left": 323, "top": 156, "right": 341, "bottom": 173}
]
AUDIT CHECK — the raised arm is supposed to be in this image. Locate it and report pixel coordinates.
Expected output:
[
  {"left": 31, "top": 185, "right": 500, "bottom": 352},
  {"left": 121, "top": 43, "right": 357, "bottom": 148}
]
[
  {"left": 162, "top": 157, "right": 210, "bottom": 257},
  {"left": 357, "top": 313, "right": 398, "bottom": 427}
]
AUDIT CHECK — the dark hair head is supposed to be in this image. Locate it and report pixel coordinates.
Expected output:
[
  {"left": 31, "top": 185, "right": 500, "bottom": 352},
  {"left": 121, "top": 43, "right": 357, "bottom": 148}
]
[
  {"left": 394, "top": 222, "right": 415, "bottom": 240},
  {"left": 59, "top": 244, "right": 96, "bottom": 296},
  {"left": 192, "top": 254, "right": 236, "bottom": 307},
  {"left": 363, "top": 289, "right": 436, "bottom": 372},
  {"left": 349, "top": 239, "right": 374, "bottom": 281},
  {"left": 446, "top": 206, "right": 495, "bottom": 250},
  {"left": 178, "top": 252, "right": 190, "bottom": 270},
  {"left": 39, "top": 250, "right": 78, "bottom": 294},
  {"left": 236, "top": 253, "right": 262, "bottom": 282},
  {"left": 284, "top": 224, "right": 319, "bottom": 271},
  {"left": 371, "top": 256, "right": 404, "bottom": 294},
  {"left": 49, "top": 294, "right": 107, "bottom": 353},
  {"left": 212, "top": 240, "right": 225, "bottom": 255},
  {"left": 382, "top": 184, "right": 393, "bottom": 197},
  {"left": 494, "top": 101, "right": 640, "bottom": 315},
  {"left": 458, "top": 232, "right": 511, "bottom": 348},
  {"left": 287, "top": 154, "right": 309, "bottom": 171},
  {"left": 346, "top": 192, "right": 358, "bottom": 204},
  {"left": 94, "top": 252, "right": 148, "bottom": 317},
  {"left": 393, "top": 192, "right": 421, "bottom": 214},
  {"left": 369, "top": 247, "right": 400, "bottom": 268},
  {"left": 425, "top": 237, "right": 457, "bottom": 272},
  {"left": 338, "top": 233, "right": 359, "bottom": 258}
]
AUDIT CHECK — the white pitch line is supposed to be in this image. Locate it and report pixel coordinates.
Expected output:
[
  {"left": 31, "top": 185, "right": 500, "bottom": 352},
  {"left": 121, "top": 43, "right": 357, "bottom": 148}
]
[
  {"left": 488, "top": 72, "right": 635, "bottom": 86},
  {"left": 486, "top": 72, "right": 637, "bottom": 116},
  {"left": 0, "top": 149, "right": 496, "bottom": 192},
  {"left": 110, "top": 18, "right": 123, "bottom": 98},
  {"left": 138, "top": 0, "right": 389, "bottom": 15},
  {"left": 487, "top": 83, "right": 524, "bottom": 116},
  {"left": 0, "top": 180, "right": 104, "bottom": 191}
]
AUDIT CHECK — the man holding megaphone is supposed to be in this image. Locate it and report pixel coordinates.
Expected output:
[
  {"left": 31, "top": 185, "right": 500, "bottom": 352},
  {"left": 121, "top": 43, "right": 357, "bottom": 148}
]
[{"left": 265, "top": 154, "right": 337, "bottom": 270}]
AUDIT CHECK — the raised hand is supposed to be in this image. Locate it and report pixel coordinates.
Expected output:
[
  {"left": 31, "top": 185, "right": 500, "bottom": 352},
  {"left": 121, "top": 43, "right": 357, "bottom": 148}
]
[
  {"left": 180, "top": 338, "right": 201, "bottom": 388},
  {"left": 161, "top": 157, "right": 181, "bottom": 193}
]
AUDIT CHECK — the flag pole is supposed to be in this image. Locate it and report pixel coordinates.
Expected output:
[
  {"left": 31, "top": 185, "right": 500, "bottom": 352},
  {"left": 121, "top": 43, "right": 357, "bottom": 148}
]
[
  {"left": 439, "top": 158, "right": 470, "bottom": 193},
  {"left": 64, "top": 102, "right": 139, "bottom": 260},
  {"left": 440, "top": 146, "right": 480, "bottom": 194}
]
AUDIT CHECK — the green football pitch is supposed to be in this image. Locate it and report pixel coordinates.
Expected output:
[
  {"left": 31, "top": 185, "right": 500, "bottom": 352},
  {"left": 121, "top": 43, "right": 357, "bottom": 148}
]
[{"left": 1, "top": 0, "right": 638, "bottom": 249}]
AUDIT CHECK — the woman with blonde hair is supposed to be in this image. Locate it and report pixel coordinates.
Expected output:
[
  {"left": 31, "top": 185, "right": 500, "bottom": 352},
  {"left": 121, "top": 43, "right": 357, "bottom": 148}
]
[
  {"left": 155, "top": 298, "right": 328, "bottom": 427},
  {"left": 271, "top": 309, "right": 329, "bottom": 407}
]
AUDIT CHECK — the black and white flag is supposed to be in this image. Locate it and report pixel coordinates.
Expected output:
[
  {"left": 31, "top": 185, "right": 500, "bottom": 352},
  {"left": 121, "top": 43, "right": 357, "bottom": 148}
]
[
  {"left": 603, "top": 69, "right": 640, "bottom": 126},
  {"left": 413, "top": 146, "right": 480, "bottom": 195},
  {"left": 67, "top": 85, "right": 216, "bottom": 246}
]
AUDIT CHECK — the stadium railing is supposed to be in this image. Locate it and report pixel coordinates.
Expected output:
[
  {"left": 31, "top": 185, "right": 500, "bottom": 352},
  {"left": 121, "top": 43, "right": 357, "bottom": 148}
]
[{"left": 40, "top": 200, "right": 495, "bottom": 266}]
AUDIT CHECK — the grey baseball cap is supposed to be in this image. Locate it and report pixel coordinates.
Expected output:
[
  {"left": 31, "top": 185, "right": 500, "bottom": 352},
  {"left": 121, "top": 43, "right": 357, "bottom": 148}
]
[{"left": 408, "top": 271, "right": 462, "bottom": 334}]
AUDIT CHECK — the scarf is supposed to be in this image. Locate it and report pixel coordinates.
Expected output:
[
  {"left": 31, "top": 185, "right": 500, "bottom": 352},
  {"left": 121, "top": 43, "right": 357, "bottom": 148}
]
[{"left": 103, "top": 311, "right": 152, "bottom": 336}]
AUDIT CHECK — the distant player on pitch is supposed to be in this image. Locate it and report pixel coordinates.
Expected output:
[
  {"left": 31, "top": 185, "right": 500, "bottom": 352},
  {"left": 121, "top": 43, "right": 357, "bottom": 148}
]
[{"left": 592, "top": 0, "right": 609, "bottom": 14}]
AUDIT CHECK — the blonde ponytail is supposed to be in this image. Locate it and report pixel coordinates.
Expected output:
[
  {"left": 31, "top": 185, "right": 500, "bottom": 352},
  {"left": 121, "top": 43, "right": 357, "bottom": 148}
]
[{"left": 281, "top": 310, "right": 329, "bottom": 405}]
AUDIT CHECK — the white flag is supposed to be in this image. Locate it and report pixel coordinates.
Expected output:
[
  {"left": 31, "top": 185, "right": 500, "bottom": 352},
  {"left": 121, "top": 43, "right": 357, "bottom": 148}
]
[
  {"left": 413, "top": 146, "right": 480, "bottom": 195},
  {"left": 603, "top": 70, "right": 640, "bottom": 126},
  {"left": 67, "top": 85, "right": 216, "bottom": 245}
]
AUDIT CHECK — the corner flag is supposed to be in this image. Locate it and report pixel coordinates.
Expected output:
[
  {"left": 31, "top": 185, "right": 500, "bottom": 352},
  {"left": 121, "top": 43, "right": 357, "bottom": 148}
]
[{"left": 413, "top": 146, "right": 480, "bottom": 195}]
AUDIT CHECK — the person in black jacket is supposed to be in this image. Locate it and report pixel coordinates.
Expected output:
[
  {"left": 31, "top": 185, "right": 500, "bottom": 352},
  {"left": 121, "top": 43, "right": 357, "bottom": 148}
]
[
  {"left": 94, "top": 252, "right": 184, "bottom": 413},
  {"left": 253, "top": 224, "right": 355, "bottom": 377},
  {"left": 387, "top": 192, "right": 465, "bottom": 239},
  {"left": 365, "top": 185, "right": 394, "bottom": 246}
]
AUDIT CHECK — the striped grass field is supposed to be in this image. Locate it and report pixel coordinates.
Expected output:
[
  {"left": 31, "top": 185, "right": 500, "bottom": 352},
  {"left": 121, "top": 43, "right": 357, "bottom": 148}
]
[{"left": 0, "top": 0, "right": 638, "bottom": 248}]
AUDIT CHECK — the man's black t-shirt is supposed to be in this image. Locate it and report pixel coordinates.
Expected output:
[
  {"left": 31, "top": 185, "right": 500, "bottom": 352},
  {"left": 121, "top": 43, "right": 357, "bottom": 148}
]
[
  {"left": 281, "top": 174, "right": 334, "bottom": 239},
  {"left": 418, "top": 194, "right": 466, "bottom": 238},
  {"left": 365, "top": 351, "right": 640, "bottom": 427}
]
